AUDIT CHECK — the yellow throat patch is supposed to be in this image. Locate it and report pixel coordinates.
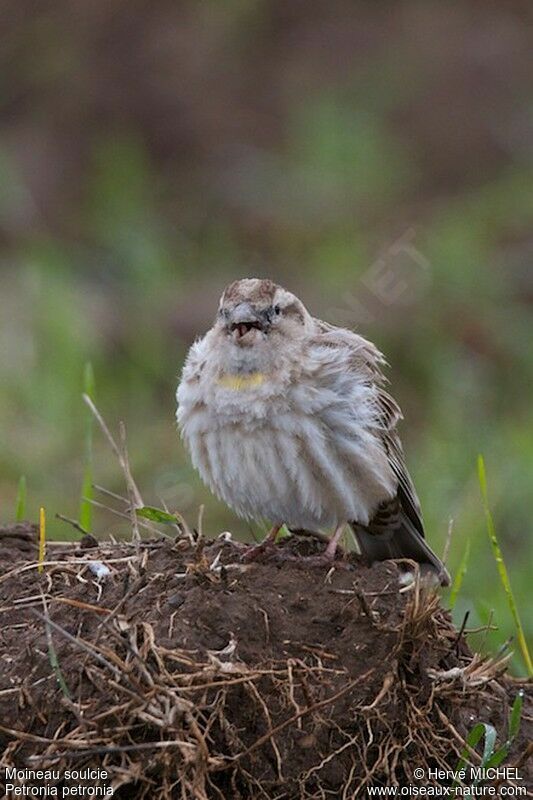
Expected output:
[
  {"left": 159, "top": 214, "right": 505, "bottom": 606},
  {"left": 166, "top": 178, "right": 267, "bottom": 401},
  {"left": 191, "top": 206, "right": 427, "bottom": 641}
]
[{"left": 217, "top": 372, "right": 265, "bottom": 390}]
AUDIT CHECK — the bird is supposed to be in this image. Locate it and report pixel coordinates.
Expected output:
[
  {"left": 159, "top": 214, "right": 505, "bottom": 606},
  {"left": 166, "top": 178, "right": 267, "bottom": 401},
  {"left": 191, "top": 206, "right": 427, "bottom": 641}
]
[{"left": 176, "top": 278, "right": 450, "bottom": 586}]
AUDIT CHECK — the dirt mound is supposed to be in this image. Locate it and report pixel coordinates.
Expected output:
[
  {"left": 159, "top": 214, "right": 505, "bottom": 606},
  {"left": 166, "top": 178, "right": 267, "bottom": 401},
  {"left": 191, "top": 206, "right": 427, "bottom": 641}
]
[{"left": 0, "top": 529, "right": 530, "bottom": 798}]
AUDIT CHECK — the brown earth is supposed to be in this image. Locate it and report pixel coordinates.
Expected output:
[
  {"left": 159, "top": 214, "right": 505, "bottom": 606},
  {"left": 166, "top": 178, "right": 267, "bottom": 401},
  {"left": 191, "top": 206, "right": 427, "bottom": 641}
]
[{"left": 0, "top": 525, "right": 531, "bottom": 799}]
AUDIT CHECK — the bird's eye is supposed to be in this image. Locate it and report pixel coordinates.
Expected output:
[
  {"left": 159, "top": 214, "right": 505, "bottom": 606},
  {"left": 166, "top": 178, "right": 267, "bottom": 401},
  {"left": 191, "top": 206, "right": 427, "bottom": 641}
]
[{"left": 274, "top": 304, "right": 281, "bottom": 315}]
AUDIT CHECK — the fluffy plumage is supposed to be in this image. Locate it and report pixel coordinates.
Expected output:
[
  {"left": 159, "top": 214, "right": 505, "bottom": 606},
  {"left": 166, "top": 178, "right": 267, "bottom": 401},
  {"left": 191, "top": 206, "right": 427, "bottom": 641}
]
[{"left": 177, "top": 278, "right": 450, "bottom": 585}]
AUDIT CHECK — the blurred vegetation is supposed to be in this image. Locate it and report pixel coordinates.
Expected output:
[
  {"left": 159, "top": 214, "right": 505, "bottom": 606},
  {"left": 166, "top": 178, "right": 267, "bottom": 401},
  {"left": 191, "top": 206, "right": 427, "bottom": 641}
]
[{"left": 0, "top": 2, "right": 531, "bottom": 671}]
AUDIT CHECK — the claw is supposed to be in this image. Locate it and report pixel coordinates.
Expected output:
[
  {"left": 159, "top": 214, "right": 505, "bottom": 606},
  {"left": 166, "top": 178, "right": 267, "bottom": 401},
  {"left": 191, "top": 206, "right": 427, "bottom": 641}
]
[{"left": 241, "top": 539, "right": 278, "bottom": 562}]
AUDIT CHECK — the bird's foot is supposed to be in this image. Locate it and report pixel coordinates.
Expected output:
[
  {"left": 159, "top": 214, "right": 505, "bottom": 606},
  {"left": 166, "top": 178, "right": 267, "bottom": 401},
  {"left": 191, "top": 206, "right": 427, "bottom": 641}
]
[
  {"left": 241, "top": 537, "right": 278, "bottom": 561},
  {"left": 279, "top": 523, "right": 348, "bottom": 567},
  {"left": 241, "top": 524, "right": 352, "bottom": 568},
  {"left": 241, "top": 539, "right": 278, "bottom": 562},
  {"left": 241, "top": 524, "right": 282, "bottom": 562}
]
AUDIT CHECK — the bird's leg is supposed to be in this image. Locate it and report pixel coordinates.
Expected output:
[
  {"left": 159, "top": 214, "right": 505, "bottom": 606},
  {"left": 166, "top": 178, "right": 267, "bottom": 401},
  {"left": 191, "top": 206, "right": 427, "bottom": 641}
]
[
  {"left": 270, "top": 523, "right": 350, "bottom": 568},
  {"left": 322, "top": 523, "right": 347, "bottom": 561},
  {"left": 242, "top": 524, "right": 282, "bottom": 561}
]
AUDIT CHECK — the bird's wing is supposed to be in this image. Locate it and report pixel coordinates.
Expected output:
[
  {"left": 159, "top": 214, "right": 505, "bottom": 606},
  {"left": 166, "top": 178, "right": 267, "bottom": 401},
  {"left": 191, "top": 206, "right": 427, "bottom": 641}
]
[{"left": 311, "top": 318, "right": 426, "bottom": 539}]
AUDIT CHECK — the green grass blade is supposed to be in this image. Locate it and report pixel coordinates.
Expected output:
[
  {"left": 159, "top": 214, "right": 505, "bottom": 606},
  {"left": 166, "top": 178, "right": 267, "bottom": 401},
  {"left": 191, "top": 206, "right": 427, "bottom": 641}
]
[
  {"left": 449, "top": 537, "right": 470, "bottom": 609},
  {"left": 479, "top": 724, "right": 498, "bottom": 766},
  {"left": 477, "top": 455, "right": 532, "bottom": 676},
  {"left": 136, "top": 505, "right": 179, "bottom": 524},
  {"left": 45, "top": 618, "right": 72, "bottom": 700},
  {"left": 79, "top": 465, "right": 93, "bottom": 533},
  {"left": 484, "top": 747, "right": 508, "bottom": 770},
  {"left": 39, "top": 597, "right": 71, "bottom": 700},
  {"left": 38, "top": 506, "right": 46, "bottom": 573},
  {"left": 508, "top": 690, "right": 524, "bottom": 740},
  {"left": 484, "top": 691, "right": 523, "bottom": 769},
  {"left": 453, "top": 722, "right": 497, "bottom": 782},
  {"left": 455, "top": 692, "right": 524, "bottom": 783},
  {"left": 15, "top": 475, "right": 27, "bottom": 522},
  {"left": 79, "top": 362, "right": 95, "bottom": 532}
]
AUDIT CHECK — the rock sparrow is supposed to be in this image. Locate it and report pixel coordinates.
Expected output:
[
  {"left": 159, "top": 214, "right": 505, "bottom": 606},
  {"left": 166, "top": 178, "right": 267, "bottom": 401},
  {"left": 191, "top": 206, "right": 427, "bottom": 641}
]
[{"left": 177, "top": 278, "right": 450, "bottom": 585}]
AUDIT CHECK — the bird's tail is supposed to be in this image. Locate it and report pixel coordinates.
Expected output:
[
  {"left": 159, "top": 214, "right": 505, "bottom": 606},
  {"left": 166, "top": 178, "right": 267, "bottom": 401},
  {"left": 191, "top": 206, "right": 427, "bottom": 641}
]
[{"left": 351, "top": 516, "right": 450, "bottom": 586}]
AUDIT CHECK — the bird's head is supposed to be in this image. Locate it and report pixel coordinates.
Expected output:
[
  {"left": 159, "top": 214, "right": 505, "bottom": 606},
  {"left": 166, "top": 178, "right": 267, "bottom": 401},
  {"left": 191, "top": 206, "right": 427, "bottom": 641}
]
[{"left": 214, "top": 279, "right": 311, "bottom": 352}]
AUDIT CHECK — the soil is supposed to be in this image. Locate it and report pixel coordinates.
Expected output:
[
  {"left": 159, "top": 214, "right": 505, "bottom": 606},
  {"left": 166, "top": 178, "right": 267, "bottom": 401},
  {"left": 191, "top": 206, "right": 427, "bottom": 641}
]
[{"left": 0, "top": 525, "right": 531, "bottom": 799}]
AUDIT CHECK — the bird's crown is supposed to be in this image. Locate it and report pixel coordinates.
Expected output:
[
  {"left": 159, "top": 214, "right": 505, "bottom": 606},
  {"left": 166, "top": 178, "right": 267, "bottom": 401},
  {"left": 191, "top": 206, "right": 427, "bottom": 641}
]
[{"left": 221, "top": 278, "right": 279, "bottom": 307}]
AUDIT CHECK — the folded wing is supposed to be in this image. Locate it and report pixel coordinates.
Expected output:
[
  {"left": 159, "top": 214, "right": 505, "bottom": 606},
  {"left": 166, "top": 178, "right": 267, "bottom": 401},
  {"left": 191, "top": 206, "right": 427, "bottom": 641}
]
[{"left": 313, "top": 318, "right": 450, "bottom": 586}]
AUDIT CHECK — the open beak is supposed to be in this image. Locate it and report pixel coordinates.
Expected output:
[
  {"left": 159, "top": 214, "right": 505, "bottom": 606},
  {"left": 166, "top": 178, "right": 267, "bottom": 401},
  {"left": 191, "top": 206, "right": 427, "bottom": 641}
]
[{"left": 227, "top": 303, "right": 266, "bottom": 339}]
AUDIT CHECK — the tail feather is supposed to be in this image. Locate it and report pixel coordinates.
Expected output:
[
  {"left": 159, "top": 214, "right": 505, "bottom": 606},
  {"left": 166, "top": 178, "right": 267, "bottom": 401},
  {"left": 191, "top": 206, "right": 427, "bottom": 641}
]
[{"left": 351, "top": 515, "right": 450, "bottom": 586}]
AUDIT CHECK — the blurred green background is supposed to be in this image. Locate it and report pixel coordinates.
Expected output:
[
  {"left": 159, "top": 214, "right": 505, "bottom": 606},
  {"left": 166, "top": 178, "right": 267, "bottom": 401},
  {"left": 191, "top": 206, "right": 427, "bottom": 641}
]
[{"left": 0, "top": 2, "right": 531, "bottom": 668}]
